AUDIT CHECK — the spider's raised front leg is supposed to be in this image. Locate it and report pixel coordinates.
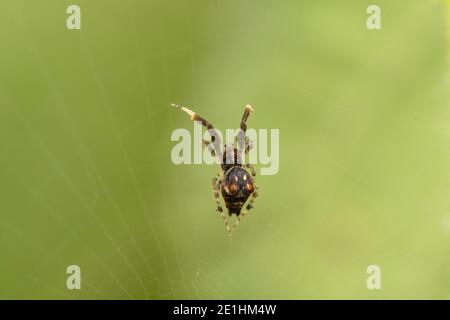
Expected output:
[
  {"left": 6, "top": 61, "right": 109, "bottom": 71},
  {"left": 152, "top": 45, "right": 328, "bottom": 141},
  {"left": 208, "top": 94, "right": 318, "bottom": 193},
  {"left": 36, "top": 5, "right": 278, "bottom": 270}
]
[
  {"left": 236, "top": 105, "right": 254, "bottom": 155},
  {"left": 203, "top": 139, "right": 221, "bottom": 164},
  {"left": 244, "top": 136, "right": 254, "bottom": 154},
  {"left": 243, "top": 135, "right": 257, "bottom": 177},
  {"left": 211, "top": 173, "right": 231, "bottom": 237},
  {"left": 240, "top": 105, "right": 254, "bottom": 133},
  {"left": 171, "top": 103, "right": 223, "bottom": 160}
]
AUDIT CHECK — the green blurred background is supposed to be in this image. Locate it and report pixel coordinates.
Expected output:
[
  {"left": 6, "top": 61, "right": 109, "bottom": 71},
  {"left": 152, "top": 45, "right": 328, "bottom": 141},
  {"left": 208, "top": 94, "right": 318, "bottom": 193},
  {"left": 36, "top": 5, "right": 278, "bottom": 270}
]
[{"left": 0, "top": 0, "right": 449, "bottom": 299}]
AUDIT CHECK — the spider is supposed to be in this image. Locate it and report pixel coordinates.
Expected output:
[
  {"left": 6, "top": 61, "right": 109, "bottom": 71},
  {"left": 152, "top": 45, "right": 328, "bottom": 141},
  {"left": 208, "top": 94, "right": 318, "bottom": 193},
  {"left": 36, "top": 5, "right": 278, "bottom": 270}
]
[{"left": 170, "top": 103, "right": 258, "bottom": 237}]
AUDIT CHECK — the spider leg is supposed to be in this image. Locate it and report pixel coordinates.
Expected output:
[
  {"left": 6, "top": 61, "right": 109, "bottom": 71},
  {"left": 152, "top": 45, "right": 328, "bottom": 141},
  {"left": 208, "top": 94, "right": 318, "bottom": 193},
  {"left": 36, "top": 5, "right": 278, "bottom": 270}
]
[
  {"left": 244, "top": 131, "right": 256, "bottom": 177},
  {"left": 245, "top": 186, "right": 258, "bottom": 212},
  {"left": 171, "top": 103, "right": 223, "bottom": 159},
  {"left": 231, "top": 186, "right": 258, "bottom": 235},
  {"left": 240, "top": 104, "right": 254, "bottom": 133},
  {"left": 212, "top": 173, "right": 232, "bottom": 238},
  {"left": 236, "top": 105, "right": 254, "bottom": 155},
  {"left": 240, "top": 136, "right": 256, "bottom": 167},
  {"left": 244, "top": 136, "right": 255, "bottom": 154},
  {"left": 244, "top": 163, "right": 257, "bottom": 178},
  {"left": 203, "top": 139, "right": 222, "bottom": 164}
]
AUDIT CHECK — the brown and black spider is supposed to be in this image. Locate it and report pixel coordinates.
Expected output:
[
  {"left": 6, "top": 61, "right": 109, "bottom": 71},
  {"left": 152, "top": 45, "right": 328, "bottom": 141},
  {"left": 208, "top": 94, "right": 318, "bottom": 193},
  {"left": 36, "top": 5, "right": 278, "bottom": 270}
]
[{"left": 170, "top": 103, "right": 258, "bottom": 237}]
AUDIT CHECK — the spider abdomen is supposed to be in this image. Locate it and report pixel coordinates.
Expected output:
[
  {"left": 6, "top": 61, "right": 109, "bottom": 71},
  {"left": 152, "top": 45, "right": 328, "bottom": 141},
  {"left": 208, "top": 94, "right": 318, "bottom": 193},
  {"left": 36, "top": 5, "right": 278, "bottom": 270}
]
[{"left": 221, "top": 166, "right": 255, "bottom": 216}]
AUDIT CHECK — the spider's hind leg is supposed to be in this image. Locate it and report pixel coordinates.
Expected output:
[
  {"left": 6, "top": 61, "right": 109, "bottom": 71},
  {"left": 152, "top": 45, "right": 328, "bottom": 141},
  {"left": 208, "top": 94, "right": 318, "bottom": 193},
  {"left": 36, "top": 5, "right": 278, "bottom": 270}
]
[
  {"left": 231, "top": 186, "right": 259, "bottom": 235},
  {"left": 245, "top": 187, "right": 258, "bottom": 212},
  {"left": 212, "top": 173, "right": 232, "bottom": 238}
]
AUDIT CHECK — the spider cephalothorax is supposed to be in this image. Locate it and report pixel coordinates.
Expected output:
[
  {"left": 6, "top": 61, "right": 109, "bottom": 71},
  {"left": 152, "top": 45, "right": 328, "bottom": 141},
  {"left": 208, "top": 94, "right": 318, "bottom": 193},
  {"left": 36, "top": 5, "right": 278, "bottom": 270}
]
[{"left": 170, "top": 103, "right": 258, "bottom": 237}]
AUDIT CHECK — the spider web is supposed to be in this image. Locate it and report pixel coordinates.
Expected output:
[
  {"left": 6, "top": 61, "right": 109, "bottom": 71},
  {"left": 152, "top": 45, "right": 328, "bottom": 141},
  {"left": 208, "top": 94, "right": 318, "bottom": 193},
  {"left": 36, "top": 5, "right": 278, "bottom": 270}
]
[
  {"left": 0, "top": 0, "right": 449, "bottom": 300},
  {"left": 0, "top": 0, "right": 278, "bottom": 300}
]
